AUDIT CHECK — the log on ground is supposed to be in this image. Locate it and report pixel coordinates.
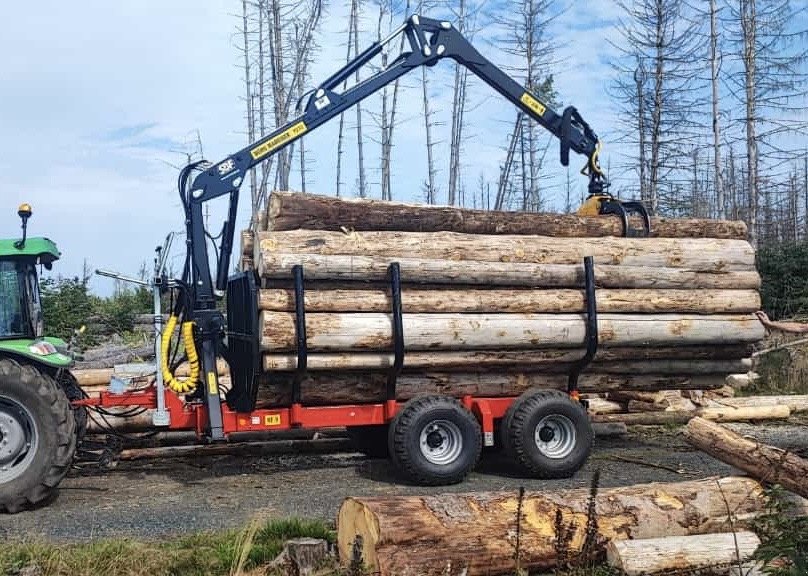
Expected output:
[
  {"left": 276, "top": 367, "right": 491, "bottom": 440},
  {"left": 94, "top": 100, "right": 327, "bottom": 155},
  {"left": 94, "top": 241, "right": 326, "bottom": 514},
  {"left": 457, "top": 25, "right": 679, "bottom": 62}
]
[
  {"left": 267, "top": 191, "right": 749, "bottom": 239},
  {"left": 254, "top": 372, "right": 726, "bottom": 407},
  {"left": 606, "top": 532, "right": 760, "bottom": 576},
  {"left": 259, "top": 287, "right": 761, "bottom": 314},
  {"left": 262, "top": 346, "right": 754, "bottom": 371},
  {"left": 258, "top": 253, "right": 762, "bottom": 289},
  {"left": 684, "top": 416, "right": 808, "bottom": 498},
  {"left": 711, "top": 394, "right": 808, "bottom": 413},
  {"left": 260, "top": 312, "right": 765, "bottom": 352},
  {"left": 258, "top": 229, "right": 756, "bottom": 272},
  {"left": 593, "top": 405, "right": 791, "bottom": 426},
  {"left": 336, "top": 476, "right": 773, "bottom": 576}
]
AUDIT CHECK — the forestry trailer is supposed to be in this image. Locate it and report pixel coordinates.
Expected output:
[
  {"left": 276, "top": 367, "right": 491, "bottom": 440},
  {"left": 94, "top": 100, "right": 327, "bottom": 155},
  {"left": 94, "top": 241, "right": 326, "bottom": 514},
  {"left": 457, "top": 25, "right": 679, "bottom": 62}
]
[{"left": 0, "top": 15, "right": 649, "bottom": 512}]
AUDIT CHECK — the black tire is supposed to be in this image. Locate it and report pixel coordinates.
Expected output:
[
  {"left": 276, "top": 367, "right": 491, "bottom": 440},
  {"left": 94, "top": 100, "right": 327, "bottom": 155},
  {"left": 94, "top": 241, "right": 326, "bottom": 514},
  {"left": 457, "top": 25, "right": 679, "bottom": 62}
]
[
  {"left": 388, "top": 395, "right": 481, "bottom": 486},
  {"left": 346, "top": 425, "right": 389, "bottom": 458},
  {"left": 498, "top": 388, "right": 545, "bottom": 460},
  {"left": 0, "top": 358, "right": 76, "bottom": 513},
  {"left": 58, "top": 371, "right": 87, "bottom": 446},
  {"left": 505, "top": 389, "right": 592, "bottom": 479}
]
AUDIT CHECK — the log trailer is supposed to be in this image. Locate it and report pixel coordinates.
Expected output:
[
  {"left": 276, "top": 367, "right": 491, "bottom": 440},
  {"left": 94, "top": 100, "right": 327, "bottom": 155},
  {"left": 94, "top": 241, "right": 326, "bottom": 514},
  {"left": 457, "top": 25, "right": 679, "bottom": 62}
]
[{"left": 0, "top": 15, "right": 650, "bottom": 512}]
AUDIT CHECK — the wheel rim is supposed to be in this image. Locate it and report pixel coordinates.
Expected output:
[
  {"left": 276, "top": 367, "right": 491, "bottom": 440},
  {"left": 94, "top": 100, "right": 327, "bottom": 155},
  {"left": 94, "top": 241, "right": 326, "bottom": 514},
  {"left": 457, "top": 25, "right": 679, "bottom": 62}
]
[
  {"left": 0, "top": 397, "right": 39, "bottom": 484},
  {"left": 419, "top": 419, "right": 463, "bottom": 465},
  {"left": 534, "top": 414, "right": 576, "bottom": 459}
]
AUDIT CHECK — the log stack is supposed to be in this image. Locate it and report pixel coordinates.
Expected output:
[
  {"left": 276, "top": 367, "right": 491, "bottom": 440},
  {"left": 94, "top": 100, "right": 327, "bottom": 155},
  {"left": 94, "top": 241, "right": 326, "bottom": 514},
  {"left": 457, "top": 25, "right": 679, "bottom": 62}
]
[{"left": 241, "top": 191, "right": 765, "bottom": 407}]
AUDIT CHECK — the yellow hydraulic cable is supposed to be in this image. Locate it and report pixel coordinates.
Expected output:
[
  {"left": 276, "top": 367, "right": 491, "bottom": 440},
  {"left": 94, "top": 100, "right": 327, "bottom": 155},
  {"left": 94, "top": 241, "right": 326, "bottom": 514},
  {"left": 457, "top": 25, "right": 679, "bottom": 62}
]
[{"left": 161, "top": 315, "right": 200, "bottom": 394}]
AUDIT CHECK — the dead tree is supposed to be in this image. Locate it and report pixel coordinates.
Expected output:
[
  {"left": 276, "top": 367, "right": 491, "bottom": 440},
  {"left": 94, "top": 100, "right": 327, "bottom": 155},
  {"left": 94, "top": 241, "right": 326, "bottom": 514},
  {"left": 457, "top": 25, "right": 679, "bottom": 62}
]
[
  {"left": 724, "top": 0, "right": 808, "bottom": 246},
  {"left": 610, "top": 0, "right": 706, "bottom": 215}
]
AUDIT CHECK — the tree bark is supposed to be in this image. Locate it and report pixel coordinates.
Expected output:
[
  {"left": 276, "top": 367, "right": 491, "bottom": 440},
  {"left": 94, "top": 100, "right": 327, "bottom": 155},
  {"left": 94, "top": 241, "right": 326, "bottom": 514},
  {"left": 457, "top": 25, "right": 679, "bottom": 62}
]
[
  {"left": 606, "top": 532, "right": 760, "bottom": 576},
  {"left": 594, "top": 405, "right": 790, "bottom": 426},
  {"left": 262, "top": 352, "right": 748, "bottom": 374},
  {"left": 259, "top": 287, "right": 761, "bottom": 314},
  {"left": 258, "top": 253, "right": 761, "bottom": 290},
  {"left": 267, "top": 191, "right": 749, "bottom": 239},
  {"left": 254, "top": 372, "right": 726, "bottom": 408},
  {"left": 263, "top": 345, "right": 752, "bottom": 371},
  {"left": 336, "top": 477, "right": 779, "bottom": 576},
  {"left": 257, "top": 230, "right": 755, "bottom": 272},
  {"left": 260, "top": 312, "right": 764, "bottom": 352},
  {"left": 684, "top": 417, "right": 808, "bottom": 498}
]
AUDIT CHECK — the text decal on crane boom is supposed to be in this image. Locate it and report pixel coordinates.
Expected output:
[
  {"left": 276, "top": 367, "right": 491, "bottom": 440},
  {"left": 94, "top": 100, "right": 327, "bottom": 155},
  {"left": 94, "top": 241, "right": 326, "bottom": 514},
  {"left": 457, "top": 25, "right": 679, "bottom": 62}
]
[
  {"left": 250, "top": 122, "right": 309, "bottom": 160},
  {"left": 520, "top": 92, "right": 546, "bottom": 117}
]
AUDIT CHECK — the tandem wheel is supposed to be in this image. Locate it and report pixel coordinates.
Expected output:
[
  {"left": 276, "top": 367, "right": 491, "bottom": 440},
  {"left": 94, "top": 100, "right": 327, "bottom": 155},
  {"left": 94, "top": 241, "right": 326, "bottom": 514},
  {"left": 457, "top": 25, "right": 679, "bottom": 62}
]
[
  {"left": 500, "top": 389, "right": 593, "bottom": 478},
  {"left": 388, "top": 395, "right": 481, "bottom": 486}
]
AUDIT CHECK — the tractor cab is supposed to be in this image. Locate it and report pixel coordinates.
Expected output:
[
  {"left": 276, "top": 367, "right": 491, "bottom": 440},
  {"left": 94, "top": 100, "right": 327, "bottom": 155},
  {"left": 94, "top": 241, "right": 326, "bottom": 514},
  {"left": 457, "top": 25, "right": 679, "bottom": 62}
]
[{"left": 0, "top": 204, "right": 70, "bottom": 367}]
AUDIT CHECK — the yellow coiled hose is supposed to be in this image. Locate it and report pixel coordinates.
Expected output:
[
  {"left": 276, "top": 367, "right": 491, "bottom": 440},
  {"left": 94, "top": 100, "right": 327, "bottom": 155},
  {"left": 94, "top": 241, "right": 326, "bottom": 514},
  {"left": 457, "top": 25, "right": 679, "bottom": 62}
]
[{"left": 161, "top": 315, "right": 199, "bottom": 393}]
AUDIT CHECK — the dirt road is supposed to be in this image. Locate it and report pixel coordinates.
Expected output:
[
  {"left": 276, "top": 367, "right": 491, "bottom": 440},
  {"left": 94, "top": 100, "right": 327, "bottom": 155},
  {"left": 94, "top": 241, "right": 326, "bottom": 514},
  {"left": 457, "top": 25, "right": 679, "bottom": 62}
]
[{"left": 3, "top": 422, "right": 806, "bottom": 542}]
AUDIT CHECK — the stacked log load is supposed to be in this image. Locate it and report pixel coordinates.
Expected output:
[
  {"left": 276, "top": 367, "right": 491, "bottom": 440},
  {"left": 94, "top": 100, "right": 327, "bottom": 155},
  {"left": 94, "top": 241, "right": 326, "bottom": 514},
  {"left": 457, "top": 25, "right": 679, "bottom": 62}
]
[{"left": 241, "top": 192, "right": 764, "bottom": 408}]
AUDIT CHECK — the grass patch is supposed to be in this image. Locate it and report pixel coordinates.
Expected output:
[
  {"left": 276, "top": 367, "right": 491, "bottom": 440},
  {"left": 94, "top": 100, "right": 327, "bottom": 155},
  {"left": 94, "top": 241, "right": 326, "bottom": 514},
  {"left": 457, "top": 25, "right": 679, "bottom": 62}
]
[{"left": 0, "top": 518, "right": 334, "bottom": 576}]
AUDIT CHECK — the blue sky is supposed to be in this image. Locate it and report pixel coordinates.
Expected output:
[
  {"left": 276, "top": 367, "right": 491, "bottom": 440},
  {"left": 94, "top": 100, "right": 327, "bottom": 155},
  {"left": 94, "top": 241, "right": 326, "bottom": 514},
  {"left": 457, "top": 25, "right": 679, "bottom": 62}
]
[{"left": 0, "top": 0, "right": 625, "bottom": 293}]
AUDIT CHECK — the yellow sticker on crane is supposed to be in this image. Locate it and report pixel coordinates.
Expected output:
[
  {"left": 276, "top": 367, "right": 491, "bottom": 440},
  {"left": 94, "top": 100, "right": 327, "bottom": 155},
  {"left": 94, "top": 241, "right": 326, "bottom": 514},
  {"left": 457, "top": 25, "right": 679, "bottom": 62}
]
[
  {"left": 207, "top": 372, "right": 217, "bottom": 395},
  {"left": 264, "top": 414, "right": 282, "bottom": 426},
  {"left": 250, "top": 122, "right": 308, "bottom": 160},
  {"left": 520, "top": 92, "right": 546, "bottom": 117}
]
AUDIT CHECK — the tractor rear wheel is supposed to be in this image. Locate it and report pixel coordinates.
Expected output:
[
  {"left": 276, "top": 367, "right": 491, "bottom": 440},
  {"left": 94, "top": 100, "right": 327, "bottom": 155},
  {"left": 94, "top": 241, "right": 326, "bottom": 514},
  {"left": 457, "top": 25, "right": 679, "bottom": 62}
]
[{"left": 0, "top": 358, "right": 76, "bottom": 513}]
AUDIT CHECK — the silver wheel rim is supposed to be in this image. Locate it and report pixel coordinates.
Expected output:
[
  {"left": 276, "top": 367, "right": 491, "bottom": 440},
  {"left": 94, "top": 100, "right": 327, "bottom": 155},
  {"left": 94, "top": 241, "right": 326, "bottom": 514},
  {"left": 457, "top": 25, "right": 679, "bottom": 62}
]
[
  {"left": 534, "top": 414, "right": 576, "bottom": 459},
  {"left": 419, "top": 419, "right": 463, "bottom": 465},
  {"left": 0, "top": 397, "right": 39, "bottom": 484}
]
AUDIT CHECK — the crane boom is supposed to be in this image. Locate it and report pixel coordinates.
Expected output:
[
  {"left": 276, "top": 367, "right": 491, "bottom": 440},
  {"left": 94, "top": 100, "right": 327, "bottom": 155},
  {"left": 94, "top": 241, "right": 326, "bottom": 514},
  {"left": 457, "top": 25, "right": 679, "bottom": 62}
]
[{"left": 177, "top": 14, "right": 611, "bottom": 438}]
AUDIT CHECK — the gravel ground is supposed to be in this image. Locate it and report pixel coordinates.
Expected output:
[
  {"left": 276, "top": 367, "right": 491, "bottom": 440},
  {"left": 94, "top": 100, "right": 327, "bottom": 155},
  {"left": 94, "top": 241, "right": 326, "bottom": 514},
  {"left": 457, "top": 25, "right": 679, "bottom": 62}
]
[{"left": 2, "top": 421, "right": 806, "bottom": 542}]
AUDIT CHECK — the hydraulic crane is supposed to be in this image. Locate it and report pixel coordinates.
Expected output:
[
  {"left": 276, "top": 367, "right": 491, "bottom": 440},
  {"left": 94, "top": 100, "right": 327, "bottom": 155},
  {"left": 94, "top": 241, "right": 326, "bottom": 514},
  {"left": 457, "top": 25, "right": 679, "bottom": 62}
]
[{"left": 173, "top": 14, "right": 646, "bottom": 440}]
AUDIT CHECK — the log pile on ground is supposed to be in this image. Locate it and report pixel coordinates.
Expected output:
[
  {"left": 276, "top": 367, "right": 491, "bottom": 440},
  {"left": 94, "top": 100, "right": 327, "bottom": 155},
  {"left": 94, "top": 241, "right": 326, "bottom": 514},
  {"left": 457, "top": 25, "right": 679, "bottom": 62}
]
[
  {"left": 336, "top": 476, "right": 807, "bottom": 576},
  {"left": 241, "top": 191, "right": 764, "bottom": 406}
]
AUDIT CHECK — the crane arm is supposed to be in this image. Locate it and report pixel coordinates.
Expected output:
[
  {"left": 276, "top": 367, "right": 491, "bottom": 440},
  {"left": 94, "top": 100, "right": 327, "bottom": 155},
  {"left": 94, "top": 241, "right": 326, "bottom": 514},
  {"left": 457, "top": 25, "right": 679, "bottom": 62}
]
[{"left": 179, "top": 15, "right": 610, "bottom": 438}]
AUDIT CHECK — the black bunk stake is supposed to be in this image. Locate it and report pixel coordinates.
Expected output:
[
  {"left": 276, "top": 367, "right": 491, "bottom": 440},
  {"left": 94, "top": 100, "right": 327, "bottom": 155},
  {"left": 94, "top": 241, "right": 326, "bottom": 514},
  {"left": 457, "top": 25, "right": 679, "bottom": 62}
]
[
  {"left": 292, "top": 265, "right": 307, "bottom": 405},
  {"left": 387, "top": 262, "right": 404, "bottom": 401},
  {"left": 568, "top": 256, "right": 598, "bottom": 396}
]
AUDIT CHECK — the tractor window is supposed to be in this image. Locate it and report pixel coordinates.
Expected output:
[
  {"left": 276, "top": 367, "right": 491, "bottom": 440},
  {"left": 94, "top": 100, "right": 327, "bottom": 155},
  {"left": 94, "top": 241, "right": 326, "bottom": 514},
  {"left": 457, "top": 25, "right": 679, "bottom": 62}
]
[{"left": 0, "top": 261, "right": 25, "bottom": 338}]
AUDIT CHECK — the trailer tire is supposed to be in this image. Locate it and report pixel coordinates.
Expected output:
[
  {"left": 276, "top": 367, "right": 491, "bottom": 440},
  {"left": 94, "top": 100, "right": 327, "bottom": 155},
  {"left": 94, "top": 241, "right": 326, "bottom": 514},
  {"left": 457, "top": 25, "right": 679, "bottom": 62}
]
[
  {"left": 0, "top": 358, "right": 76, "bottom": 513},
  {"left": 389, "top": 396, "right": 481, "bottom": 486},
  {"left": 505, "top": 390, "right": 592, "bottom": 479},
  {"left": 346, "top": 425, "right": 389, "bottom": 458}
]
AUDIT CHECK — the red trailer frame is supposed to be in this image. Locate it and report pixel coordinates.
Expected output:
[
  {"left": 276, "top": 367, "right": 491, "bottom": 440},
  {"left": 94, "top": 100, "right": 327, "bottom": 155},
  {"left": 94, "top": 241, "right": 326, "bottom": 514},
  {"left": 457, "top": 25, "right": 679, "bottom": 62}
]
[{"left": 73, "top": 386, "right": 537, "bottom": 446}]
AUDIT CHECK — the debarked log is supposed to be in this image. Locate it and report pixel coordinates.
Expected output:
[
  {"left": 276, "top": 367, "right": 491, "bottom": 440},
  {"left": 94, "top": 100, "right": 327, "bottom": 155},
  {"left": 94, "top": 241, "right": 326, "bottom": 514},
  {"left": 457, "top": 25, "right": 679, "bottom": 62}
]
[
  {"left": 260, "top": 312, "right": 765, "bottom": 352},
  {"left": 262, "top": 346, "right": 754, "bottom": 371},
  {"left": 258, "top": 287, "right": 761, "bottom": 314},
  {"left": 258, "top": 229, "right": 756, "bottom": 272},
  {"left": 258, "top": 253, "right": 762, "bottom": 290},
  {"left": 606, "top": 532, "right": 760, "bottom": 576}
]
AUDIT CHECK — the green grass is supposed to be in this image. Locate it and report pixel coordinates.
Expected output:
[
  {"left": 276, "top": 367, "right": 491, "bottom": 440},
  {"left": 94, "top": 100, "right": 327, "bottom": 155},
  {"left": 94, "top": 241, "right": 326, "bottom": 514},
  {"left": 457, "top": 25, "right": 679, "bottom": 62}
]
[{"left": 0, "top": 518, "right": 334, "bottom": 576}]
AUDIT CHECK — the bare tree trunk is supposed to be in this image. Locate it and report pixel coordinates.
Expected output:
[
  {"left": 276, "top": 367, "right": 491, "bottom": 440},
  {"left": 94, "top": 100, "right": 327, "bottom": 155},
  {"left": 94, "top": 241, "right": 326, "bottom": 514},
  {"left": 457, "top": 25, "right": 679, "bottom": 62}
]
[
  {"left": 649, "top": 5, "right": 664, "bottom": 214},
  {"left": 636, "top": 61, "right": 647, "bottom": 203},
  {"left": 742, "top": 0, "right": 758, "bottom": 245},
  {"left": 335, "top": 0, "right": 358, "bottom": 198},
  {"left": 421, "top": 65, "right": 437, "bottom": 203},
  {"left": 241, "top": 0, "right": 258, "bottom": 216},
  {"left": 447, "top": 0, "right": 468, "bottom": 206},
  {"left": 710, "top": 0, "right": 724, "bottom": 218},
  {"left": 495, "top": 116, "right": 522, "bottom": 210},
  {"left": 354, "top": 2, "right": 367, "bottom": 198},
  {"left": 257, "top": 1, "right": 267, "bottom": 210}
]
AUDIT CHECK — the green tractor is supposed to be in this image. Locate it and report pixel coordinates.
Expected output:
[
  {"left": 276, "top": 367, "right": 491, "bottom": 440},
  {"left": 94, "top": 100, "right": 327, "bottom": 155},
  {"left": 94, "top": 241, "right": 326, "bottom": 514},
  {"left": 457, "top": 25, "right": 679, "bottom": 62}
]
[{"left": 0, "top": 204, "right": 83, "bottom": 512}]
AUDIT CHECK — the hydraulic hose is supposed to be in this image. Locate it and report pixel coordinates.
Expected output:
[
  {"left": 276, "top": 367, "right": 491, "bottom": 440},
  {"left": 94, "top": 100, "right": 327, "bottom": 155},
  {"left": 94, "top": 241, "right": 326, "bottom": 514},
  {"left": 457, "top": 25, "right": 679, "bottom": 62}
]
[{"left": 161, "top": 315, "right": 199, "bottom": 394}]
